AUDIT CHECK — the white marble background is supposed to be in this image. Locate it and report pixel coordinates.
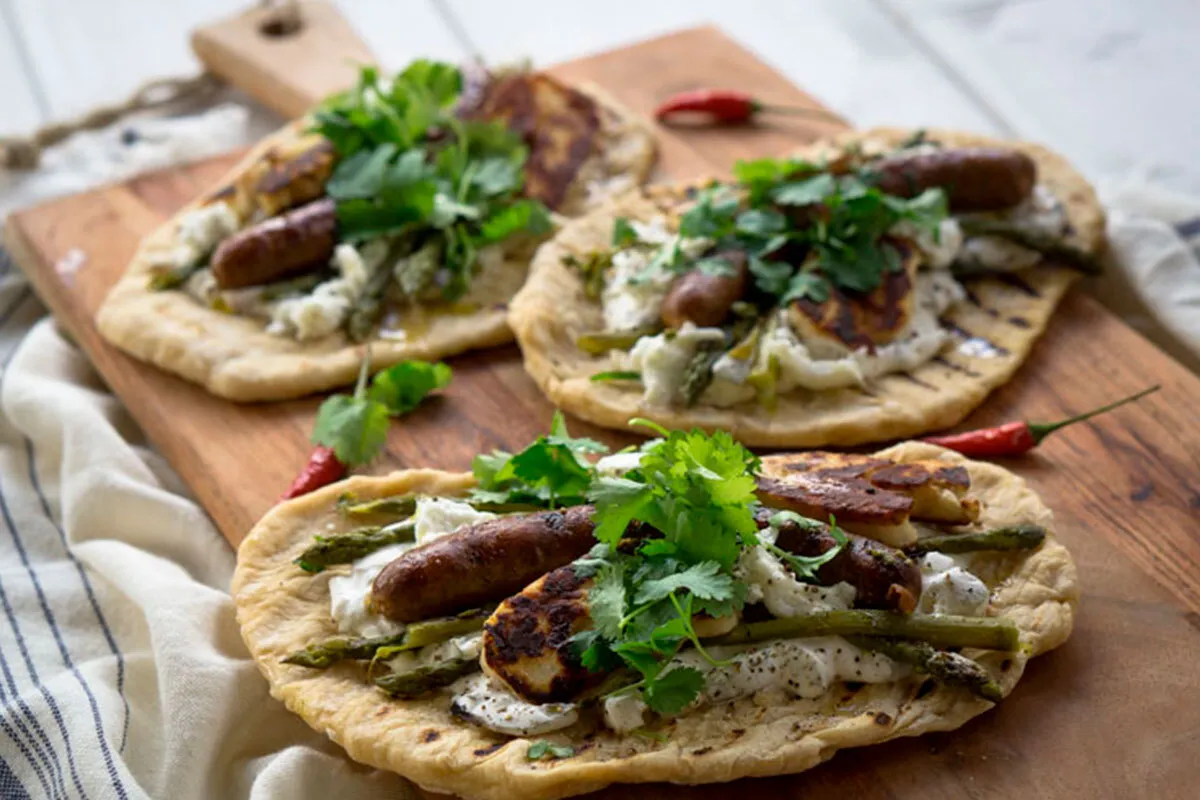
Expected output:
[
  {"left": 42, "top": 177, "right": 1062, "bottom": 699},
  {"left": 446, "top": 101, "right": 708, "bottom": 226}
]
[{"left": 1, "top": 0, "right": 1197, "bottom": 194}]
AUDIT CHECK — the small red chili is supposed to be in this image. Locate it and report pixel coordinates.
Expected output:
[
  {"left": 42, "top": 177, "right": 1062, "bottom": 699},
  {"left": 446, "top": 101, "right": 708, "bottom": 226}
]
[
  {"left": 923, "top": 385, "right": 1160, "bottom": 458},
  {"left": 654, "top": 88, "right": 842, "bottom": 126},
  {"left": 280, "top": 446, "right": 347, "bottom": 500}
]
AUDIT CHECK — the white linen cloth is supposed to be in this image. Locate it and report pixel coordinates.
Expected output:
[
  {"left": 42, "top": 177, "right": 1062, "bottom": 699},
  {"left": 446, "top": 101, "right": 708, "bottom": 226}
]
[{"left": 0, "top": 104, "right": 1198, "bottom": 800}]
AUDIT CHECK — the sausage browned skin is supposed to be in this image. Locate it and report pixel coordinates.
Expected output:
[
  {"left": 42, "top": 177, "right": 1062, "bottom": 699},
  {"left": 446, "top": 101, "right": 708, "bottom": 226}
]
[
  {"left": 210, "top": 197, "right": 337, "bottom": 290},
  {"left": 873, "top": 147, "right": 1036, "bottom": 213},
  {"left": 758, "top": 508, "right": 922, "bottom": 613},
  {"left": 660, "top": 250, "right": 750, "bottom": 329},
  {"left": 370, "top": 505, "right": 598, "bottom": 623}
]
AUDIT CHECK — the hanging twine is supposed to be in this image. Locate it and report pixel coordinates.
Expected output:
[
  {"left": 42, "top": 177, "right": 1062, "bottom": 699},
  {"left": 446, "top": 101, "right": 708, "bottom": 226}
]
[{"left": 0, "top": 0, "right": 302, "bottom": 170}]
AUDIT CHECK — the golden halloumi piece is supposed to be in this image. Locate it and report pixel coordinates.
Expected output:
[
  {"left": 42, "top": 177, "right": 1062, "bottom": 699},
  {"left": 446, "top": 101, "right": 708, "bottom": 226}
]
[
  {"left": 253, "top": 136, "right": 337, "bottom": 217},
  {"left": 757, "top": 451, "right": 980, "bottom": 548},
  {"left": 788, "top": 238, "right": 921, "bottom": 351},
  {"left": 469, "top": 73, "right": 600, "bottom": 211},
  {"left": 481, "top": 566, "right": 595, "bottom": 704}
]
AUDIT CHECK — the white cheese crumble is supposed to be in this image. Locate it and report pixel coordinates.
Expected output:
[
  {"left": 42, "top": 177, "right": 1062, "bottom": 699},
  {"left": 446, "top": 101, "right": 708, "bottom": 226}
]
[
  {"left": 327, "top": 497, "right": 489, "bottom": 637},
  {"left": 603, "top": 691, "right": 648, "bottom": 734},
  {"left": 892, "top": 218, "right": 964, "bottom": 269},
  {"left": 956, "top": 184, "right": 1070, "bottom": 273},
  {"left": 738, "top": 545, "right": 857, "bottom": 617},
  {"left": 917, "top": 552, "right": 990, "bottom": 616},
  {"left": 161, "top": 202, "right": 238, "bottom": 270},
  {"left": 625, "top": 323, "right": 726, "bottom": 405},
  {"left": 600, "top": 216, "right": 711, "bottom": 332},
  {"left": 452, "top": 674, "right": 579, "bottom": 736},
  {"left": 268, "top": 239, "right": 390, "bottom": 341}
]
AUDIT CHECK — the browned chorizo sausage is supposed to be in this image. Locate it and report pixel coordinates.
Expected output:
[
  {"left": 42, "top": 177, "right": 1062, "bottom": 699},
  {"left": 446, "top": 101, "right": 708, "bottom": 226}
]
[
  {"left": 660, "top": 250, "right": 750, "bottom": 329},
  {"left": 759, "top": 508, "right": 922, "bottom": 613},
  {"left": 210, "top": 197, "right": 337, "bottom": 290},
  {"left": 370, "top": 505, "right": 598, "bottom": 623},
  {"left": 873, "top": 147, "right": 1036, "bottom": 213}
]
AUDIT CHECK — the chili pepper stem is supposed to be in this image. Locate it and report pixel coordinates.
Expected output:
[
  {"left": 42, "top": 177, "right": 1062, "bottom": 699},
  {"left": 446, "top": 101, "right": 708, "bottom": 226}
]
[
  {"left": 751, "top": 101, "right": 844, "bottom": 122},
  {"left": 1028, "top": 385, "right": 1160, "bottom": 444}
]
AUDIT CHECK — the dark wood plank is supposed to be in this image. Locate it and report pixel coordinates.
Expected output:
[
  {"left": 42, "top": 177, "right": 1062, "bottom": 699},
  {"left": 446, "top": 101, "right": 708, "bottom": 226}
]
[{"left": 4, "top": 25, "right": 1200, "bottom": 800}]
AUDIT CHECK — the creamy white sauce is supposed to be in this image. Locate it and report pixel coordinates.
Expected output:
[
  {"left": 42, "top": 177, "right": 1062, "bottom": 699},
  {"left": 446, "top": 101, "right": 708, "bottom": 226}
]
[
  {"left": 955, "top": 184, "right": 1070, "bottom": 273},
  {"left": 452, "top": 674, "right": 579, "bottom": 736},
  {"left": 738, "top": 544, "right": 857, "bottom": 617},
  {"left": 268, "top": 239, "right": 390, "bottom": 341},
  {"left": 327, "top": 497, "right": 490, "bottom": 637},
  {"left": 669, "top": 636, "right": 903, "bottom": 710},
  {"left": 328, "top": 533, "right": 414, "bottom": 638},
  {"left": 892, "top": 217, "right": 964, "bottom": 269},
  {"left": 384, "top": 632, "right": 483, "bottom": 674},
  {"left": 412, "top": 498, "right": 495, "bottom": 545},
  {"left": 625, "top": 323, "right": 726, "bottom": 405},
  {"left": 595, "top": 451, "right": 645, "bottom": 478},
  {"left": 917, "top": 552, "right": 990, "bottom": 616},
  {"left": 600, "top": 216, "right": 711, "bottom": 332}
]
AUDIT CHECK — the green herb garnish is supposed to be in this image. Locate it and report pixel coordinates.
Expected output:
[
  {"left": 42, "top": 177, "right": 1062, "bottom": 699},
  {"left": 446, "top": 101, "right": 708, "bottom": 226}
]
[
  {"left": 312, "top": 353, "right": 452, "bottom": 467},
  {"left": 590, "top": 371, "right": 642, "bottom": 383},
  {"left": 526, "top": 740, "right": 575, "bottom": 761}
]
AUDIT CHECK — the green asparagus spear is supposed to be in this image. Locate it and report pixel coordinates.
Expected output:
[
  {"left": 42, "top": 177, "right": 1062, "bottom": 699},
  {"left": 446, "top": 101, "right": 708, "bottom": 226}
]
[
  {"left": 708, "top": 610, "right": 1020, "bottom": 652},
  {"left": 957, "top": 218, "right": 1101, "bottom": 275},
  {"left": 395, "top": 238, "right": 443, "bottom": 299},
  {"left": 374, "top": 607, "right": 493, "bottom": 656},
  {"left": 293, "top": 522, "right": 415, "bottom": 573},
  {"left": 283, "top": 631, "right": 409, "bottom": 668},
  {"left": 576, "top": 327, "right": 660, "bottom": 356},
  {"left": 374, "top": 655, "right": 480, "bottom": 698},
  {"left": 908, "top": 524, "right": 1046, "bottom": 555},
  {"left": 337, "top": 494, "right": 418, "bottom": 520},
  {"left": 847, "top": 636, "right": 1004, "bottom": 702},
  {"left": 563, "top": 251, "right": 612, "bottom": 300},
  {"left": 285, "top": 607, "right": 492, "bottom": 670},
  {"left": 147, "top": 260, "right": 206, "bottom": 291},
  {"left": 680, "top": 341, "right": 724, "bottom": 406}
]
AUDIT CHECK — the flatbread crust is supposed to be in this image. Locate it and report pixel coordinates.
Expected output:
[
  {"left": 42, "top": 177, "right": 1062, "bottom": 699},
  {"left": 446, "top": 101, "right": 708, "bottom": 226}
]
[
  {"left": 96, "top": 85, "right": 656, "bottom": 402},
  {"left": 233, "top": 443, "right": 1077, "bottom": 800},
  {"left": 508, "top": 127, "right": 1106, "bottom": 446}
]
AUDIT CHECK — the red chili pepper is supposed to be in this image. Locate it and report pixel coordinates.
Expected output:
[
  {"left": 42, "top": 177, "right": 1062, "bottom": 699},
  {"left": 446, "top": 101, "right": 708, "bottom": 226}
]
[
  {"left": 654, "top": 88, "right": 842, "bottom": 125},
  {"left": 280, "top": 445, "right": 347, "bottom": 500},
  {"left": 923, "top": 385, "right": 1160, "bottom": 458}
]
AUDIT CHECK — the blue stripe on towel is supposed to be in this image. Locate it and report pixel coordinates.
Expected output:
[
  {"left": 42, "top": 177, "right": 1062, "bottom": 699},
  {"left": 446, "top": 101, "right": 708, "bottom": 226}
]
[
  {"left": 0, "top": 577, "right": 63, "bottom": 799},
  {"left": 24, "top": 438, "right": 130, "bottom": 752},
  {"left": 0, "top": 482, "right": 122, "bottom": 799},
  {"left": 1174, "top": 216, "right": 1200, "bottom": 239},
  {"left": 0, "top": 751, "right": 33, "bottom": 800}
]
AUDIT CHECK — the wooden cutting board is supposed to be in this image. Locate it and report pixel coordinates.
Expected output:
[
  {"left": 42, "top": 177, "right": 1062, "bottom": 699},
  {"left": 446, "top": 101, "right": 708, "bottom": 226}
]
[{"left": 4, "top": 24, "right": 1200, "bottom": 800}]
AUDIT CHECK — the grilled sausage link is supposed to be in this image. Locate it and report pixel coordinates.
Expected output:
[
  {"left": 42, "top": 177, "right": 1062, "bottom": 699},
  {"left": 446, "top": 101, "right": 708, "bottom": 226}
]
[
  {"left": 660, "top": 250, "right": 750, "bottom": 329},
  {"left": 370, "top": 505, "right": 598, "bottom": 623},
  {"left": 758, "top": 508, "right": 922, "bottom": 613},
  {"left": 873, "top": 147, "right": 1036, "bottom": 213},
  {"left": 210, "top": 197, "right": 337, "bottom": 290}
]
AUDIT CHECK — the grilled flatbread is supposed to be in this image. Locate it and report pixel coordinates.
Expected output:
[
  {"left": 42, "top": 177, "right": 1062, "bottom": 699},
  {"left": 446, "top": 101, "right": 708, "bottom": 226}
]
[
  {"left": 233, "top": 442, "right": 1076, "bottom": 800},
  {"left": 96, "top": 73, "right": 655, "bottom": 402},
  {"left": 508, "top": 128, "right": 1104, "bottom": 446}
]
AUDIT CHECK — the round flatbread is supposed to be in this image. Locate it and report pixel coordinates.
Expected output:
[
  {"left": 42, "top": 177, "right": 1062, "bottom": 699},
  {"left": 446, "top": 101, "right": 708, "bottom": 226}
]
[
  {"left": 508, "top": 127, "right": 1105, "bottom": 446},
  {"left": 233, "top": 443, "right": 1077, "bottom": 800},
  {"left": 96, "top": 83, "right": 656, "bottom": 402}
]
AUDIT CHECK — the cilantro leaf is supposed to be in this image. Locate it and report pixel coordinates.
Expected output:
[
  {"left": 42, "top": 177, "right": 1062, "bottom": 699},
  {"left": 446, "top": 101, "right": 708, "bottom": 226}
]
[
  {"left": 643, "top": 667, "right": 704, "bottom": 715},
  {"left": 480, "top": 198, "right": 552, "bottom": 242},
  {"left": 311, "top": 394, "right": 390, "bottom": 467},
  {"left": 771, "top": 173, "right": 836, "bottom": 206},
  {"left": 587, "top": 561, "right": 627, "bottom": 639},
  {"left": 469, "top": 413, "right": 603, "bottom": 508},
  {"left": 526, "top": 741, "right": 575, "bottom": 761},
  {"left": 547, "top": 411, "right": 608, "bottom": 454},
  {"left": 588, "top": 476, "right": 653, "bottom": 547},
  {"left": 632, "top": 561, "right": 734, "bottom": 605},
  {"left": 612, "top": 217, "right": 638, "bottom": 247},
  {"left": 367, "top": 360, "right": 452, "bottom": 415},
  {"left": 735, "top": 208, "right": 787, "bottom": 237},
  {"left": 780, "top": 270, "right": 830, "bottom": 305}
]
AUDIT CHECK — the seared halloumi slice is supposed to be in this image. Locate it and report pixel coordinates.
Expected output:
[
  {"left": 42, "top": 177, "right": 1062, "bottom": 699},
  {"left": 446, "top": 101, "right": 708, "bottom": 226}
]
[
  {"left": 252, "top": 136, "right": 337, "bottom": 217},
  {"left": 787, "top": 238, "right": 921, "bottom": 352},
  {"left": 481, "top": 566, "right": 595, "bottom": 704},
  {"left": 469, "top": 73, "right": 600, "bottom": 211},
  {"left": 757, "top": 451, "right": 980, "bottom": 548}
]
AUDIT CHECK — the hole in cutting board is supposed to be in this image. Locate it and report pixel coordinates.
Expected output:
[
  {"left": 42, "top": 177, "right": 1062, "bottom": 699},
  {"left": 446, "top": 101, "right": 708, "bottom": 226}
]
[{"left": 259, "top": 6, "right": 304, "bottom": 38}]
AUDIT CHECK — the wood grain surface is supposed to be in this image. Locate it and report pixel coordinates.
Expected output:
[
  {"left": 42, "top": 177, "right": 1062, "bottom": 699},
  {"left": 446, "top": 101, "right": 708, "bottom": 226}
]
[{"left": 4, "top": 25, "right": 1200, "bottom": 799}]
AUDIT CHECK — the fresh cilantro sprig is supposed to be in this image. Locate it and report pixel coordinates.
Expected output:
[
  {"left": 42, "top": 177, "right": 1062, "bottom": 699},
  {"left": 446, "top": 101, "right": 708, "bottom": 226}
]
[
  {"left": 570, "top": 421, "right": 764, "bottom": 714},
  {"left": 311, "top": 61, "right": 552, "bottom": 303},
  {"left": 311, "top": 354, "right": 452, "bottom": 467},
  {"left": 469, "top": 411, "right": 609, "bottom": 508},
  {"left": 526, "top": 740, "right": 575, "bottom": 761}
]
